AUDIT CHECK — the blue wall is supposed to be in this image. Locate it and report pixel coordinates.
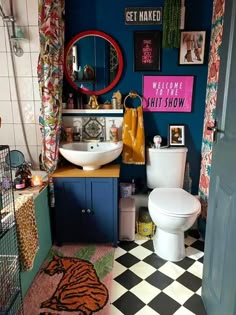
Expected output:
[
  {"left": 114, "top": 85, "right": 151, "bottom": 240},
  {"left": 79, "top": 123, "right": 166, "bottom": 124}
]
[{"left": 65, "top": 0, "right": 213, "bottom": 194}]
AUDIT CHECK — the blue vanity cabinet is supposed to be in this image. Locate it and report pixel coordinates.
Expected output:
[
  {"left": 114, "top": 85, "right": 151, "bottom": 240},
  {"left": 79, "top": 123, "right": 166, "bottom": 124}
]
[{"left": 53, "top": 176, "right": 118, "bottom": 245}]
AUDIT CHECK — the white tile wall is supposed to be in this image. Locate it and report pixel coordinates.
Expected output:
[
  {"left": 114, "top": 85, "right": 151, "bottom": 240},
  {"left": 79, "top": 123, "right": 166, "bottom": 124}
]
[
  {"left": 26, "top": 0, "right": 39, "bottom": 26},
  {"left": 29, "top": 27, "right": 40, "bottom": 52},
  {"left": 0, "top": 52, "right": 9, "bottom": 76},
  {"left": 0, "top": 0, "right": 41, "bottom": 168},
  {"left": 13, "top": 0, "right": 28, "bottom": 26},
  {"left": 12, "top": 101, "right": 35, "bottom": 123},
  {"left": 0, "top": 124, "right": 15, "bottom": 145},
  {"left": 14, "top": 123, "right": 37, "bottom": 146},
  {"left": 9, "top": 77, "right": 34, "bottom": 100},
  {"left": 7, "top": 52, "right": 33, "bottom": 77},
  {"left": 0, "top": 2, "right": 124, "bottom": 170},
  {"left": 0, "top": 28, "right": 6, "bottom": 50},
  {"left": 0, "top": 77, "right": 11, "bottom": 100},
  {"left": 0, "top": 101, "right": 13, "bottom": 123}
]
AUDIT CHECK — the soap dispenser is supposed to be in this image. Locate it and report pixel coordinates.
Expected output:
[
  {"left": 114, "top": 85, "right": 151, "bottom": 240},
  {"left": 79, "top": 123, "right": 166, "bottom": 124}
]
[{"left": 109, "top": 120, "right": 118, "bottom": 142}]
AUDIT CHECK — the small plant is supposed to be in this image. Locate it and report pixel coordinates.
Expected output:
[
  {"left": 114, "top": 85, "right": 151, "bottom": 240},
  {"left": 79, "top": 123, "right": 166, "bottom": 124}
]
[{"left": 162, "top": 0, "right": 181, "bottom": 48}]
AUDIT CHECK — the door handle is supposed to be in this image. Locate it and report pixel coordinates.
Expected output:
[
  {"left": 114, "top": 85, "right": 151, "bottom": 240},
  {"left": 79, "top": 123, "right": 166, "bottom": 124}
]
[{"left": 207, "top": 121, "right": 224, "bottom": 142}]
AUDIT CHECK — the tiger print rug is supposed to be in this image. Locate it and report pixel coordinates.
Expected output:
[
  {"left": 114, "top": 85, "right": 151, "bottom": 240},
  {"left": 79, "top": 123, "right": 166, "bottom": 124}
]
[{"left": 23, "top": 244, "right": 115, "bottom": 315}]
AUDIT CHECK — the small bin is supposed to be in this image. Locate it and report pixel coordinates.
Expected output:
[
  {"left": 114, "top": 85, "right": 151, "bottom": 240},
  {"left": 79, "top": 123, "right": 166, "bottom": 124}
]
[
  {"left": 119, "top": 197, "right": 135, "bottom": 241},
  {"left": 120, "top": 183, "right": 132, "bottom": 198}
]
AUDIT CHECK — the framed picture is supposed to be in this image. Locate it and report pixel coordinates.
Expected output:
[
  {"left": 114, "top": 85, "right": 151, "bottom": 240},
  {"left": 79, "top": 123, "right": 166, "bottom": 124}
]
[
  {"left": 134, "top": 30, "right": 162, "bottom": 71},
  {"left": 168, "top": 124, "right": 185, "bottom": 146},
  {"left": 179, "top": 31, "right": 206, "bottom": 65}
]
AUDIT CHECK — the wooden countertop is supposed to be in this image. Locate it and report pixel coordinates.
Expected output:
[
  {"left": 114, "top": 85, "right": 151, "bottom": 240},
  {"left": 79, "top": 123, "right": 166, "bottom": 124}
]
[{"left": 51, "top": 164, "right": 120, "bottom": 178}]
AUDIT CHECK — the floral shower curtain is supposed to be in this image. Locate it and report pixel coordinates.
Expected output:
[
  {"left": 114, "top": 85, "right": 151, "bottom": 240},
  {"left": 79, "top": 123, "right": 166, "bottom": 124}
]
[
  {"left": 199, "top": 0, "right": 225, "bottom": 201},
  {"left": 37, "top": 0, "right": 65, "bottom": 173}
]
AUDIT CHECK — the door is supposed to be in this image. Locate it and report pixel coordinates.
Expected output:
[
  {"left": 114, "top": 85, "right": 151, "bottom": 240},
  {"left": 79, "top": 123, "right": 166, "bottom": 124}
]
[
  {"left": 202, "top": 1, "right": 236, "bottom": 314},
  {"left": 54, "top": 178, "right": 86, "bottom": 243},
  {"left": 85, "top": 178, "right": 115, "bottom": 242}
]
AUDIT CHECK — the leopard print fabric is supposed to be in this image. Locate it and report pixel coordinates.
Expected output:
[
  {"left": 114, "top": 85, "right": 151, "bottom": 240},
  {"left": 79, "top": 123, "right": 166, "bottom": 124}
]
[{"left": 15, "top": 195, "right": 39, "bottom": 271}]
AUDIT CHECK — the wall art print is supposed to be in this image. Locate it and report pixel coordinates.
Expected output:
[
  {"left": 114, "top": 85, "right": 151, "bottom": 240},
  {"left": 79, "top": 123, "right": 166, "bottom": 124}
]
[
  {"left": 179, "top": 31, "right": 206, "bottom": 65},
  {"left": 143, "top": 75, "right": 194, "bottom": 112},
  {"left": 134, "top": 30, "right": 161, "bottom": 71},
  {"left": 168, "top": 124, "right": 185, "bottom": 146}
]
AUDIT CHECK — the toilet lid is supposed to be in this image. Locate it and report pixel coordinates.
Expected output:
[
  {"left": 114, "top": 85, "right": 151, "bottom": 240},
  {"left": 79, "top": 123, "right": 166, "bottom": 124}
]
[{"left": 149, "top": 188, "right": 201, "bottom": 216}]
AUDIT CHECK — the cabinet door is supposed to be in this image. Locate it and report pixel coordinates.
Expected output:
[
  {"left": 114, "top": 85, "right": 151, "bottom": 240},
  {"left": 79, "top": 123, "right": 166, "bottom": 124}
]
[
  {"left": 85, "top": 178, "right": 118, "bottom": 243},
  {"left": 54, "top": 178, "right": 86, "bottom": 243}
]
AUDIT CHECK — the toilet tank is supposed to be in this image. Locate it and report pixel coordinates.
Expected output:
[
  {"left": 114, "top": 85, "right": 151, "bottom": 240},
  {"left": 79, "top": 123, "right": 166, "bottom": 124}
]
[{"left": 146, "top": 147, "right": 188, "bottom": 189}]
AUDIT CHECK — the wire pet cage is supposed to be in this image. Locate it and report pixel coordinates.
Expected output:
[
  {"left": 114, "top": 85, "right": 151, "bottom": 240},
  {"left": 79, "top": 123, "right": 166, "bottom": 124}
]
[{"left": 0, "top": 145, "right": 23, "bottom": 314}]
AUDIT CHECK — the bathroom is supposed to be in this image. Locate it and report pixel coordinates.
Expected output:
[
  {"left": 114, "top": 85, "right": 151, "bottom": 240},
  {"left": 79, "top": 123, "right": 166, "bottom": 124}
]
[{"left": 0, "top": 0, "right": 235, "bottom": 314}]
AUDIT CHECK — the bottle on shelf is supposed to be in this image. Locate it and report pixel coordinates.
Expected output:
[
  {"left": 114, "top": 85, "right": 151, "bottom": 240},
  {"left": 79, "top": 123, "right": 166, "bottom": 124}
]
[
  {"left": 67, "top": 93, "right": 74, "bottom": 109},
  {"left": 109, "top": 120, "right": 118, "bottom": 142}
]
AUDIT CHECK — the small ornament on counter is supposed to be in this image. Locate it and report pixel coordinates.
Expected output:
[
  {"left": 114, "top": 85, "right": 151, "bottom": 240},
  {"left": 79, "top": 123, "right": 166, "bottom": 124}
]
[
  {"left": 88, "top": 94, "right": 99, "bottom": 109},
  {"left": 112, "top": 96, "right": 117, "bottom": 109},
  {"left": 73, "top": 126, "right": 81, "bottom": 141},
  {"left": 103, "top": 100, "right": 112, "bottom": 109},
  {"left": 15, "top": 162, "right": 32, "bottom": 188},
  {"left": 113, "top": 90, "right": 122, "bottom": 109},
  {"left": 65, "top": 127, "right": 73, "bottom": 142},
  {"left": 153, "top": 135, "right": 162, "bottom": 148},
  {"left": 31, "top": 175, "right": 43, "bottom": 187},
  {"left": 77, "top": 94, "right": 83, "bottom": 109},
  {"left": 14, "top": 177, "right": 25, "bottom": 190},
  {"left": 109, "top": 120, "right": 118, "bottom": 142},
  {"left": 67, "top": 93, "right": 74, "bottom": 109}
]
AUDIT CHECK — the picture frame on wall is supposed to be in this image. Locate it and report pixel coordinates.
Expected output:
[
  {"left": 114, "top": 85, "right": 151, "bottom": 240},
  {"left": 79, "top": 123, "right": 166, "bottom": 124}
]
[
  {"left": 134, "top": 30, "right": 162, "bottom": 71},
  {"left": 168, "top": 124, "right": 185, "bottom": 146},
  {"left": 179, "top": 31, "right": 206, "bottom": 65}
]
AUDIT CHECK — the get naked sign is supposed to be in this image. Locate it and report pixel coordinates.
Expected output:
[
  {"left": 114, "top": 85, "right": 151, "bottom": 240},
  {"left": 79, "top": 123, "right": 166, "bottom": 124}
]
[
  {"left": 125, "top": 7, "right": 162, "bottom": 25},
  {"left": 143, "top": 76, "right": 194, "bottom": 112}
]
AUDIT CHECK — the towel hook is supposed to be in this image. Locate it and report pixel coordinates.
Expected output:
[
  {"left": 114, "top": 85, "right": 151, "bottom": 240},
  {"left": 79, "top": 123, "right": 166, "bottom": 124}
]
[{"left": 124, "top": 90, "right": 143, "bottom": 108}]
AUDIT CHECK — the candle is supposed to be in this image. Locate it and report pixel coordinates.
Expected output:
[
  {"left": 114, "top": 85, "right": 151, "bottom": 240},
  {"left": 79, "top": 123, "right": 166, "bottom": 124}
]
[{"left": 31, "top": 175, "right": 43, "bottom": 187}]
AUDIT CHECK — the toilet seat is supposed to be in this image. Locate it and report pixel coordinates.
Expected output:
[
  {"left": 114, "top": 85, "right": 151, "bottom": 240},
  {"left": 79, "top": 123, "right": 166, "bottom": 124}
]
[{"left": 149, "top": 188, "right": 201, "bottom": 217}]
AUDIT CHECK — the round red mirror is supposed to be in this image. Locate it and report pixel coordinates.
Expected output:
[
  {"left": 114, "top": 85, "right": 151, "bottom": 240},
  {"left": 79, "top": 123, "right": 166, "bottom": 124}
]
[{"left": 64, "top": 30, "right": 123, "bottom": 96}]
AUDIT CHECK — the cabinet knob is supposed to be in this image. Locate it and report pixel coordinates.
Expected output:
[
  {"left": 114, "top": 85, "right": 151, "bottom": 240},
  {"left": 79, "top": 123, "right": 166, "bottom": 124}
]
[
  {"left": 87, "top": 209, "right": 91, "bottom": 213},
  {"left": 81, "top": 209, "right": 86, "bottom": 213}
]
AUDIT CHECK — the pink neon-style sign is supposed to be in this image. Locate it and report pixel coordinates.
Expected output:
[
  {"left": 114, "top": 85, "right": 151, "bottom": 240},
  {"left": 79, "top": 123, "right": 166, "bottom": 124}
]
[{"left": 143, "top": 76, "right": 194, "bottom": 112}]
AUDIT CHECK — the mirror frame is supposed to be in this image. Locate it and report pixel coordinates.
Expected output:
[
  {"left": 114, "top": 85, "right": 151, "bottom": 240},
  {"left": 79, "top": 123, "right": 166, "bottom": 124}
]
[{"left": 64, "top": 30, "right": 124, "bottom": 96}]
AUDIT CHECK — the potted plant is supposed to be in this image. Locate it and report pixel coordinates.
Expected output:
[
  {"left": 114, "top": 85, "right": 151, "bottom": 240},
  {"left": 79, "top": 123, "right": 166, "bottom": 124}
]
[
  {"left": 162, "top": 0, "right": 182, "bottom": 48},
  {"left": 103, "top": 100, "right": 112, "bottom": 109}
]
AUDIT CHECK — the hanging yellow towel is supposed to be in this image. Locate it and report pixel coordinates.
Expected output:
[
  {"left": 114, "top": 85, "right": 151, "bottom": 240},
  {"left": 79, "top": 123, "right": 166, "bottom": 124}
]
[{"left": 122, "top": 105, "right": 145, "bottom": 164}]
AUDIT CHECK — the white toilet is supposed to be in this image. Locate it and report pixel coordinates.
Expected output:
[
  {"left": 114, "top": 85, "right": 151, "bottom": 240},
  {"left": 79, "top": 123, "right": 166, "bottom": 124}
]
[{"left": 147, "top": 147, "right": 201, "bottom": 262}]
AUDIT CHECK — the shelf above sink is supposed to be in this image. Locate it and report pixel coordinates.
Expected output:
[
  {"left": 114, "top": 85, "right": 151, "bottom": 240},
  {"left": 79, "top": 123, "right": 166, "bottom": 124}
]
[{"left": 62, "top": 109, "right": 123, "bottom": 114}]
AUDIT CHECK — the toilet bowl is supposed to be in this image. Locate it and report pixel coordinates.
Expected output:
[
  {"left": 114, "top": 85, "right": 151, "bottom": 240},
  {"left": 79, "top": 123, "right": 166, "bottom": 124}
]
[
  {"left": 148, "top": 188, "right": 201, "bottom": 261},
  {"left": 146, "top": 146, "right": 201, "bottom": 261}
]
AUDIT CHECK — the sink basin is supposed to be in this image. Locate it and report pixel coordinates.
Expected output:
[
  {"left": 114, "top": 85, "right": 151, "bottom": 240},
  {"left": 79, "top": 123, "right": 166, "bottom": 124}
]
[{"left": 59, "top": 141, "right": 123, "bottom": 170}]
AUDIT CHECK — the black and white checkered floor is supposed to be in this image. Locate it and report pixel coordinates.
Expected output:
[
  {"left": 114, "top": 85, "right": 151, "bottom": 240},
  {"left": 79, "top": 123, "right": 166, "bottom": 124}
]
[{"left": 111, "top": 231, "right": 206, "bottom": 315}]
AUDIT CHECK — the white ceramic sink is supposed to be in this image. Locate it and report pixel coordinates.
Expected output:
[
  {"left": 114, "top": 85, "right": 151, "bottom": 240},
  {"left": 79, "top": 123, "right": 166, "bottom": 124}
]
[{"left": 59, "top": 141, "right": 123, "bottom": 170}]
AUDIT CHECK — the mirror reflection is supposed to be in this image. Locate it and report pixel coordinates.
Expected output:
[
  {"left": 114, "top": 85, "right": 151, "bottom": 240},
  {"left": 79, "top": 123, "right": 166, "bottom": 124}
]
[{"left": 65, "top": 34, "right": 120, "bottom": 94}]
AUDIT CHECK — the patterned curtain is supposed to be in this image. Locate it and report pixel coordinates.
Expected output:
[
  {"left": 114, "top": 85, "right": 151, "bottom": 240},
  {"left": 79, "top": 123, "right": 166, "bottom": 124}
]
[
  {"left": 199, "top": 0, "right": 225, "bottom": 213},
  {"left": 37, "top": 0, "right": 65, "bottom": 173}
]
